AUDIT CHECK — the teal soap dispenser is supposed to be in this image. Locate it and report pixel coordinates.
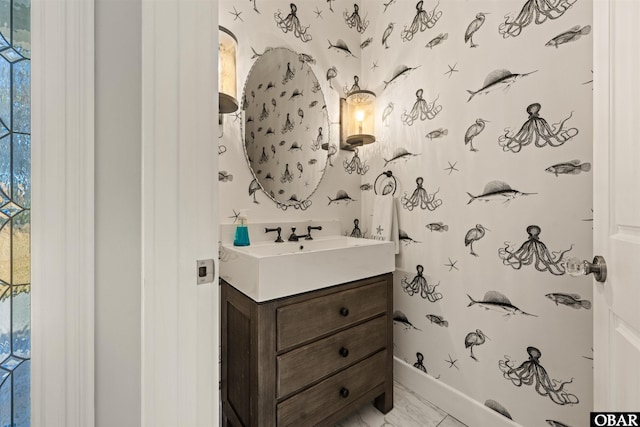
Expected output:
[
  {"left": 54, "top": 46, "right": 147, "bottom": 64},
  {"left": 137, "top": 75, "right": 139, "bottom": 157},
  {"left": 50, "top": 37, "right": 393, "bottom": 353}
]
[{"left": 233, "top": 210, "right": 251, "bottom": 246}]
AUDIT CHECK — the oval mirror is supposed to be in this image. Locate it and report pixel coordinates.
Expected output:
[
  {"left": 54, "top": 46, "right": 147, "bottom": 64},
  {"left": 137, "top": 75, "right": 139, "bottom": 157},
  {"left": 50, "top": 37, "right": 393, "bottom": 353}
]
[{"left": 243, "top": 47, "right": 329, "bottom": 209}]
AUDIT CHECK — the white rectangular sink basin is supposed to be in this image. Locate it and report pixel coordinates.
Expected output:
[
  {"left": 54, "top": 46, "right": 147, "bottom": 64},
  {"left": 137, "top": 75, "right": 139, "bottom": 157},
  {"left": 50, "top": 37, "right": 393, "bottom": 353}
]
[{"left": 220, "top": 236, "right": 395, "bottom": 302}]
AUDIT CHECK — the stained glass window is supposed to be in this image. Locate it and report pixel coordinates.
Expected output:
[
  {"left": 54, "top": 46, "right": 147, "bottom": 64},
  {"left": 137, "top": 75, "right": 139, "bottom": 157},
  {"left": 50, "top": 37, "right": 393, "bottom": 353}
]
[{"left": 0, "top": 0, "right": 31, "bottom": 425}]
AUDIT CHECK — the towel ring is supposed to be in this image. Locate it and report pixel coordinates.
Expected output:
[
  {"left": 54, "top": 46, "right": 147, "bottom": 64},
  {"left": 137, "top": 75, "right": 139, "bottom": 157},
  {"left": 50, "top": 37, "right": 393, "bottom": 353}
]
[{"left": 374, "top": 171, "right": 397, "bottom": 196}]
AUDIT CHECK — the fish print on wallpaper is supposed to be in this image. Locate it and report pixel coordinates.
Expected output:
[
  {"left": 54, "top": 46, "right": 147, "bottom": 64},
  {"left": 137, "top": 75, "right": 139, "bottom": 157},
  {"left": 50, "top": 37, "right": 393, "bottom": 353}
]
[
  {"left": 401, "top": 265, "right": 443, "bottom": 302},
  {"left": 467, "top": 181, "right": 536, "bottom": 205},
  {"left": 499, "top": 225, "right": 573, "bottom": 275},
  {"left": 499, "top": 103, "right": 579, "bottom": 153},
  {"left": 328, "top": 39, "right": 357, "bottom": 57},
  {"left": 546, "top": 421, "right": 572, "bottom": 427},
  {"left": 426, "top": 222, "right": 448, "bottom": 232},
  {"left": 547, "top": 25, "right": 591, "bottom": 48},
  {"left": 219, "top": 171, "right": 233, "bottom": 182},
  {"left": 464, "top": 329, "right": 489, "bottom": 361},
  {"left": 274, "top": 3, "right": 312, "bottom": 42},
  {"left": 546, "top": 160, "right": 591, "bottom": 176},
  {"left": 425, "top": 314, "right": 448, "bottom": 327},
  {"left": 464, "top": 224, "right": 489, "bottom": 257},
  {"left": 400, "top": 0, "right": 443, "bottom": 42},
  {"left": 499, "top": 0, "right": 578, "bottom": 39},
  {"left": 399, "top": 229, "right": 421, "bottom": 245},
  {"left": 343, "top": 4, "right": 368, "bottom": 33},
  {"left": 383, "top": 0, "right": 396, "bottom": 13},
  {"left": 546, "top": 293, "right": 591, "bottom": 310},
  {"left": 401, "top": 89, "right": 442, "bottom": 125},
  {"left": 464, "top": 118, "right": 489, "bottom": 151},
  {"left": 383, "top": 65, "right": 421, "bottom": 90},
  {"left": 467, "top": 291, "right": 537, "bottom": 317},
  {"left": 467, "top": 69, "right": 537, "bottom": 102},
  {"left": 393, "top": 310, "right": 421, "bottom": 330},
  {"left": 327, "top": 190, "right": 356, "bottom": 205},
  {"left": 499, "top": 346, "right": 579, "bottom": 406},
  {"left": 360, "top": 37, "right": 373, "bottom": 49},
  {"left": 484, "top": 399, "right": 513, "bottom": 421},
  {"left": 425, "top": 33, "right": 447, "bottom": 49},
  {"left": 465, "top": 13, "right": 488, "bottom": 48},
  {"left": 383, "top": 148, "right": 420, "bottom": 166},
  {"left": 401, "top": 177, "right": 442, "bottom": 211},
  {"left": 426, "top": 128, "right": 447, "bottom": 140}
]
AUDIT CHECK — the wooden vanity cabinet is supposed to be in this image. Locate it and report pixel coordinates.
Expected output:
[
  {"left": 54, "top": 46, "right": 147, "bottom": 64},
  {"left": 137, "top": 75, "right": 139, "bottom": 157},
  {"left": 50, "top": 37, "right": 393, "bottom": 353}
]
[{"left": 221, "top": 273, "right": 393, "bottom": 427}]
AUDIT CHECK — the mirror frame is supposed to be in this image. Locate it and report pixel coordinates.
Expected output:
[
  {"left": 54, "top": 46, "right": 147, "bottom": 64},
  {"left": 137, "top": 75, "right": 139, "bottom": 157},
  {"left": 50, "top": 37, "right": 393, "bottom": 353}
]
[{"left": 240, "top": 46, "right": 331, "bottom": 211}]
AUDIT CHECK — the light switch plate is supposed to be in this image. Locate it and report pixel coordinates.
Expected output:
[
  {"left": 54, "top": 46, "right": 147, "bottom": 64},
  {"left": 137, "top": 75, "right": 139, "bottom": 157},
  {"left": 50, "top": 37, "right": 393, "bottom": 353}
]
[{"left": 197, "top": 259, "right": 215, "bottom": 285}]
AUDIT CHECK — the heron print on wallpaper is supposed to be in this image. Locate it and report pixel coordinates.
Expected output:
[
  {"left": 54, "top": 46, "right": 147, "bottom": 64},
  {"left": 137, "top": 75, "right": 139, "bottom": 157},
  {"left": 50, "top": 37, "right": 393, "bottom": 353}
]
[{"left": 499, "top": 346, "right": 579, "bottom": 406}]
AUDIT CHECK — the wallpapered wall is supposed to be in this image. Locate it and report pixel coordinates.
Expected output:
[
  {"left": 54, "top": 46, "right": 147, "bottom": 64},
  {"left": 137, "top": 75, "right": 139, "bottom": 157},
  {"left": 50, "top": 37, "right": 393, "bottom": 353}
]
[
  {"left": 218, "top": 0, "right": 362, "bottom": 232},
  {"left": 358, "top": 1, "right": 593, "bottom": 426},
  {"left": 219, "top": 0, "right": 593, "bottom": 426}
]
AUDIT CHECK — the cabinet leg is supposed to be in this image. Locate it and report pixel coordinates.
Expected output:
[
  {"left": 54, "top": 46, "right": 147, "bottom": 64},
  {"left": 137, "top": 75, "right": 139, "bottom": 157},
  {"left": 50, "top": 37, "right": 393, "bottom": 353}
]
[{"left": 374, "top": 389, "right": 393, "bottom": 414}]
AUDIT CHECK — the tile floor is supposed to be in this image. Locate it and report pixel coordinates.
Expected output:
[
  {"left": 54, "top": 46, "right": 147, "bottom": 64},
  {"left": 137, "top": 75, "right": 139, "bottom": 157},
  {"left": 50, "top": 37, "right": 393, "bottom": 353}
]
[{"left": 336, "top": 382, "right": 467, "bottom": 427}]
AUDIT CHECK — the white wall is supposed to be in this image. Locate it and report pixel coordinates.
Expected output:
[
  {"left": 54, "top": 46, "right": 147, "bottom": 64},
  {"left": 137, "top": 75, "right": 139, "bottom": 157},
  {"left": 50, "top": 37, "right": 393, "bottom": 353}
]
[
  {"left": 361, "top": 1, "right": 593, "bottom": 426},
  {"left": 95, "top": 0, "right": 142, "bottom": 424}
]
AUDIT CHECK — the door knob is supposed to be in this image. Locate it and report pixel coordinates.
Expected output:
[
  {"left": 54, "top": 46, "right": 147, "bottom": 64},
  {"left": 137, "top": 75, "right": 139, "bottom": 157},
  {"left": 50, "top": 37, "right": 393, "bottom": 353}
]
[{"left": 563, "top": 256, "right": 607, "bottom": 283}]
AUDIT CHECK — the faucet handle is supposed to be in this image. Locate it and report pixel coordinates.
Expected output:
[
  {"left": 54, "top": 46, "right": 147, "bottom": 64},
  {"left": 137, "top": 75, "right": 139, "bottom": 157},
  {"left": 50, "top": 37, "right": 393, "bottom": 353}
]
[
  {"left": 265, "top": 227, "right": 283, "bottom": 243},
  {"left": 306, "top": 225, "right": 322, "bottom": 240}
]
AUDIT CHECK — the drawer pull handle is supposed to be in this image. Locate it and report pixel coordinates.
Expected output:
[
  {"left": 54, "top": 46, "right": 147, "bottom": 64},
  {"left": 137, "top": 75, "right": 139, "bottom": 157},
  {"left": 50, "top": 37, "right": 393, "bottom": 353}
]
[
  {"left": 339, "top": 387, "right": 350, "bottom": 398},
  {"left": 339, "top": 307, "right": 349, "bottom": 317},
  {"left": 339, "top": 347, "right": 349, "bottom": 358}
]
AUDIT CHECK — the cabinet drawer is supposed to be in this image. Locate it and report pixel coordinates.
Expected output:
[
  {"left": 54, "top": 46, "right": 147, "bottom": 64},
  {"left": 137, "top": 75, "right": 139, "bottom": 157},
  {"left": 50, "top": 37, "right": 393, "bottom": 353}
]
[
  {"left": 277, "top": 315, "right": 386, "bottom": 398},
  {"left": 276, "top": 280, "right": 387, "bottom": 351},
  {"left": 277, "top": 350, "right": 386, "bottom": 427}
]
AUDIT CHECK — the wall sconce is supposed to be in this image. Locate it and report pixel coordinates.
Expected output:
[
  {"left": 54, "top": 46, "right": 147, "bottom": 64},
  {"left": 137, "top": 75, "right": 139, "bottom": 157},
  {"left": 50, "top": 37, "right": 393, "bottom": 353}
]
[
  {"left": 218, "top": 26, "right": 238, "bottom": 114},
  {"left": 340, "top": 76, "right": 376, "bottom": 151}
]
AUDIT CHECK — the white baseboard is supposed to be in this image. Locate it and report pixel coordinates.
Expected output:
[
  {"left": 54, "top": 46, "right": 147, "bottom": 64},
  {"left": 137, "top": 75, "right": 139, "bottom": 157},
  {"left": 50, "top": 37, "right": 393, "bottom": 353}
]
[{"left": 394, "top": 357, "right": 521, "bottom": 427}]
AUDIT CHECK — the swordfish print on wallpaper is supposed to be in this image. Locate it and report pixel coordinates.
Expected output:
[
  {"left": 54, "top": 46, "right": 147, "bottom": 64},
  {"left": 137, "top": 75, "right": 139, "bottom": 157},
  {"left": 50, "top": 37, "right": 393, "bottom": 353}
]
[{"left": 219, "top": 0, "right": 593, "bottom": 426}]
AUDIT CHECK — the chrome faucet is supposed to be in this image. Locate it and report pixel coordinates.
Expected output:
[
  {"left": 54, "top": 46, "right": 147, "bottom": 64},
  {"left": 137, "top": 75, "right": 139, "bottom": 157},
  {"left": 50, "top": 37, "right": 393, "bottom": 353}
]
[
  {"left": 265, "top": 227, "right": 283, "bottom": 242},
  {"left": 305, "top": 225, "right": 323, "bottom": 240}
]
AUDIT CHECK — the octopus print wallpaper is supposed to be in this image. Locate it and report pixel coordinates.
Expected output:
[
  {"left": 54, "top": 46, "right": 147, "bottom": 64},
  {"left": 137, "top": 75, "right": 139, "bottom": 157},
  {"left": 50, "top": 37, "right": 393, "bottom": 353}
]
[
  {"left": 219, "top": 0, "right": 362, "bottom": 230},
  {"left": 358, "top": 0, "right": 593, "bottom": 426}
]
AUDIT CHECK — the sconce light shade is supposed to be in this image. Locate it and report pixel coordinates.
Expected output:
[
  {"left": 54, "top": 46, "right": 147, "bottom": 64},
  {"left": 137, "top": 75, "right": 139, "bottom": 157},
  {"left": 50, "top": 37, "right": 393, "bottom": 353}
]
[
  {"left": 340, "top": 77, "right": 376, "bottom": 150},
  {"left": 219, "top": 26, "right": 238, "bottom": 114}
]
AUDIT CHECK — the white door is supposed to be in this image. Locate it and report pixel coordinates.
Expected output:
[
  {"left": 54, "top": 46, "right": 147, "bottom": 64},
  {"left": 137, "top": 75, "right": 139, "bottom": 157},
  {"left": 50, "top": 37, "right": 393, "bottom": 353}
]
[{"left": 593, "top": 0, "right": 640, "bottom": 410}]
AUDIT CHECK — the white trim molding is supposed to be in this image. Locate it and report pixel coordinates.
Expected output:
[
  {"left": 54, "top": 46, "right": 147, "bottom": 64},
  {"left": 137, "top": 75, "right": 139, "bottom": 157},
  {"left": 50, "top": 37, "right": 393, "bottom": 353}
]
[
  {"left": 31, "top": 0, "right": 95, "bottom": 425},
  {"left": 141, "top": 0, "right": 219, "bottom": 425},
  {"left": 394, "top": 357, "right": 522, "bottom": 427}
]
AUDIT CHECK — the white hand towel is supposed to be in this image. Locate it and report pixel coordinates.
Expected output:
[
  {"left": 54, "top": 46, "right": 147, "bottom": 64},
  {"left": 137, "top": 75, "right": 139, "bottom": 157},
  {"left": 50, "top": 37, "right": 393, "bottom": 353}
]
[{"left": 371, "top": 194, "right": 399, "bottom": 254}]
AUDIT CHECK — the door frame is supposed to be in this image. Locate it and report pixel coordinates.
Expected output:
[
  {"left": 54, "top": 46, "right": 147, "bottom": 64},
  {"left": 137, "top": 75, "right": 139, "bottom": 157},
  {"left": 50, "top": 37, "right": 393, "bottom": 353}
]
[
  {"left": 30, "top": 0, "right": 221, "bottom": 425},
  {"left": 31, "top": 0, "right": 96, "bottom": 425}
]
